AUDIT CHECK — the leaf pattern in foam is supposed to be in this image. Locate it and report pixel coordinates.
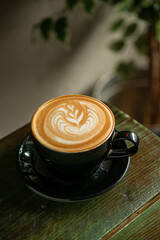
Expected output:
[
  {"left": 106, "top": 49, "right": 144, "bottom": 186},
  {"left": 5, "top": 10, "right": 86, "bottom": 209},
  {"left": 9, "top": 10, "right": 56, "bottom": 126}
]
[{"left": 66, "top": 104, "right": 84, "bottom": 126}]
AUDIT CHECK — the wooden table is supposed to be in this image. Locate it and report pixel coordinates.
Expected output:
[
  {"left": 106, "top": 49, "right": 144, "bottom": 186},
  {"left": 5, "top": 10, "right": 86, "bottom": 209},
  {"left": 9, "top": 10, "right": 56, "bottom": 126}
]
[{"left": 0, "top": 106, "right": 160, "bottom": 240}]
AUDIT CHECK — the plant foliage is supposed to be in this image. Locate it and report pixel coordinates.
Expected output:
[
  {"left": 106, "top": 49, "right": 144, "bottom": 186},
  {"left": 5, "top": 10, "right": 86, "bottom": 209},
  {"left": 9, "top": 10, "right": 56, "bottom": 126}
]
[
  {"left": 39, "top": 18, "right": 52, "bottom": 41},
  {"left": 54, "top": 17, "right": 68, "bottom": 43},
  {"left": 66, "top": 0, "right": 79, "bottom": 10},
  {"left": 110, "top": 18, "right": 124, "bottom": 31},
  {"left": 156, "top": 19, "right": 160, "bottom": 43},
  {"left": 134, "top": 33, "right": 148, "bottom": 55},
  {"left": 34, "top": 0, "right": 160, "bottom": 77},
  {"left": 109, "top": 40, "right": 125, "bottom": 51},
  {"left": 81, "top": 0, "right": 95, "bottom": 13},
  {"left": 124, "top": 23, "right": 137, "bottom": 37},
  {"left": 116, "top": 61, "right": 135, "bottom": 79},
  {"left": 35, "top": 0, "right": 160, "bottom": 44}
]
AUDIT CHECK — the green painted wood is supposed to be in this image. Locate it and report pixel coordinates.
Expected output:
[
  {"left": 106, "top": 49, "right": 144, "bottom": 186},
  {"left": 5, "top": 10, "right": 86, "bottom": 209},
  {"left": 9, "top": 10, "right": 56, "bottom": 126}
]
[
  {"left": 0, "top": 106, "right": 160, "bottom": 240},
  {"left": 110, "top": 199, "right": 160, "bottom": 240}
]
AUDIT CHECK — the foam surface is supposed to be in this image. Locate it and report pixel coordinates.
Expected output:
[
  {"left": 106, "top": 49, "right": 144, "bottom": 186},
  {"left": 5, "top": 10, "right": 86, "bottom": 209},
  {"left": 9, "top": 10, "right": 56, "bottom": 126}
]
[{"left": 31, "top": 95, "right": 114, "bottom": 152}]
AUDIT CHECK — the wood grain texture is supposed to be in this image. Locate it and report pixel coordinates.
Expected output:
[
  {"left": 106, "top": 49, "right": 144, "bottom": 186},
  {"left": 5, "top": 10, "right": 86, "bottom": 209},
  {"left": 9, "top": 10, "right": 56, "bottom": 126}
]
[
  {"left": 110, "top": 198, "right": 160, "bottom": 240},
  {"left": 0, "top": 106, "right": 160, "bottom": 240},
  {"left": 103, "top": 194, "right": 160, "bottom": 240}
]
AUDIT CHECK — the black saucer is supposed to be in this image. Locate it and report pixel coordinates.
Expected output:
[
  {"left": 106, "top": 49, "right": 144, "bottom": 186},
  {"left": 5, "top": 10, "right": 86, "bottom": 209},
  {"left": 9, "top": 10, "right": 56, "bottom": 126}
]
[{"left": 17, "top": 134, "right": 130, "bottom": 202}]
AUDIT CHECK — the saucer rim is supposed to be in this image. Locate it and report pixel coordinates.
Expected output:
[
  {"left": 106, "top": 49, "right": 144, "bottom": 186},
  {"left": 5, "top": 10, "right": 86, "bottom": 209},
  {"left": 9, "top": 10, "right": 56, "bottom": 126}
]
[{"left": 17, "top": 133, "right": 130, "bottom": 202}]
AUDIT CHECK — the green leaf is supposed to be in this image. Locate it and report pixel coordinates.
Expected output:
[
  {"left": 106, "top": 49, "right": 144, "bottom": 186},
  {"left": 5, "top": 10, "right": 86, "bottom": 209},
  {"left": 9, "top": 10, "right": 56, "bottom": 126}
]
[
  {"left": 54, "top": 17, "right": 68, "bottom": 43},
  {"left": 156, "top": 20, "right": 160, "bottom": 43},
  {"left": 154, "top": 2, "right": 160, "bottom": 12},
  {"left": 110, "top": 0, "right": 123, "bottom": 4},
  {"left": 110, "top": 18, "right": 124, "bottom": 31},
  {"left": 109, "top": 40, "right": 125, "bottom": 52},
  {"left": 124, "top": 23, "right": 137, "bottom": 37},
  {"left": 39, "top": 18, "right": 52, "bottom": 40},
  {"left": 138, "top": 6, "right": 156, "bottom": 22},
  {"left": 100, "top": 0, "right": 110, "bottom": 2},
  {"left": 80, "top": 0, "right": 95, "bottom": 13},
  {"left": 119, "top": 0, "right": 135, "bottom": 12},
  {"left": 134, "top": 33, "right": 148, "bottom": 55},
  {"left": 66, "top": 0, "right": 79, "bottom": 10},
  {"left": 119, "top": 0, "right": 141, "bottom": 12},
  {"left": 116, "top": 60, "right": 135, "bottom": 79},
  {"left": 142, "top": 1, "right": 153, "bottom": 8}
]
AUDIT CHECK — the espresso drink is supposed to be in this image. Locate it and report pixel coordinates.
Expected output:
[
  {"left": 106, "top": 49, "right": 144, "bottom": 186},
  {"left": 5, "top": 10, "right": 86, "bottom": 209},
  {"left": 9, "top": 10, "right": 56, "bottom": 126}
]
[{"left": 31, "top": 95, "right": 114, "bottom": 152}]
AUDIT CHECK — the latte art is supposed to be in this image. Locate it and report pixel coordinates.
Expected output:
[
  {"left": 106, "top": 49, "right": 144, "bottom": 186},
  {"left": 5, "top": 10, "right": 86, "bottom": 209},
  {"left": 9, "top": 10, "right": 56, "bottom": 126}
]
[
  {"left": 31, "top": 95, "right": 114, "bottom": 152},
  {"left": 44, "top": 101, "right": 100, "bottom": 145}
]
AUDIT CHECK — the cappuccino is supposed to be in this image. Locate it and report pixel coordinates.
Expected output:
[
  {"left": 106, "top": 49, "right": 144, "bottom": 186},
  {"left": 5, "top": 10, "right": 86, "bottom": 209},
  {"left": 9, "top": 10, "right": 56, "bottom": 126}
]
[{"left": 31, "top": 95, "right": 114, "bottom": 152}]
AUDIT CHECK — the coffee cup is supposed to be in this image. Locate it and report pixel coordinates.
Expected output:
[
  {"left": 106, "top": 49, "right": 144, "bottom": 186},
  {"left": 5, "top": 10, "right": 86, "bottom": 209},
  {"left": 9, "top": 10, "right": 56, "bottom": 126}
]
[{"left": 31, "top": 95, "right": 139, "bottom": 179}]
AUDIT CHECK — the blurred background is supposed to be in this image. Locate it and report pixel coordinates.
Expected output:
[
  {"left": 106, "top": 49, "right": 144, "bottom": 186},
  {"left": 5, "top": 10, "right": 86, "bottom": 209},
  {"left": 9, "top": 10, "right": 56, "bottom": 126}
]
[{"left": 1, "top": 0, "right": 159, "bottom": 139}]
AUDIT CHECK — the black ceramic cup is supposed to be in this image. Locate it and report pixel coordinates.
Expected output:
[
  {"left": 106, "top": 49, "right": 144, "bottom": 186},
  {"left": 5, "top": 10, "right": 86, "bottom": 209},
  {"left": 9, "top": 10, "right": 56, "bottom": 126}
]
[{"left": 31, "top": 99, "right": 139, "bottom": 180}]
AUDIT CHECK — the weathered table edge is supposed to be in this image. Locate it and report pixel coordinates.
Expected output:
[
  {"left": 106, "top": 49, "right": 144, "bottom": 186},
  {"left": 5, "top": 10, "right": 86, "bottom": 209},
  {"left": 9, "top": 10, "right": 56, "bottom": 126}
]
[{"left": 102, "top": 193, "right": 160, "bottom": 239}]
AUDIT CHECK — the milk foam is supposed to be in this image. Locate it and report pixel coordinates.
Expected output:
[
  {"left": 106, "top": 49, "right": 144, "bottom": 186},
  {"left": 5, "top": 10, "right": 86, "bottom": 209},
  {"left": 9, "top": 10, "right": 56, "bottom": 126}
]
[
  {"left": 31, "top": 95, "right": 114, "bottom": 152},
  {"left": 44, "top": 101, "right": 100, "bottom": 144}
]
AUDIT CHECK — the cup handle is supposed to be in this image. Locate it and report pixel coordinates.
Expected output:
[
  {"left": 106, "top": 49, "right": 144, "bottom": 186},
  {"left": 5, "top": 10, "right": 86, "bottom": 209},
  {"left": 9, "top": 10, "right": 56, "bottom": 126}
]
[{"left": 107, "top": 131, "right": 139, "bottom": 158}]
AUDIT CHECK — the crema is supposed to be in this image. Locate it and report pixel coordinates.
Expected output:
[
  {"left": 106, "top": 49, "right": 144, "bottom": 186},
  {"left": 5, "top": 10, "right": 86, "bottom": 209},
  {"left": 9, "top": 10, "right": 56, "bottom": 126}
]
[{"left": 31, "top": 95, "right": 115, "bottom": 152}]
